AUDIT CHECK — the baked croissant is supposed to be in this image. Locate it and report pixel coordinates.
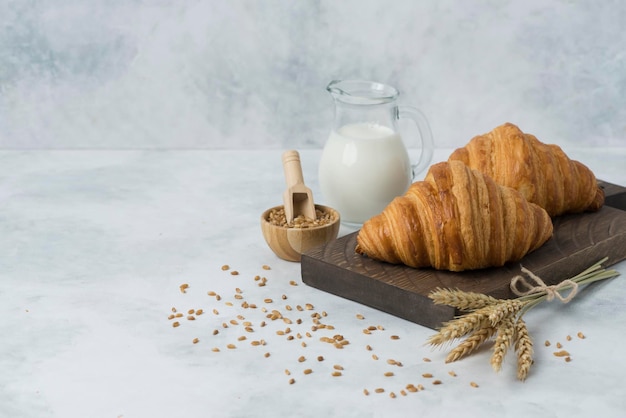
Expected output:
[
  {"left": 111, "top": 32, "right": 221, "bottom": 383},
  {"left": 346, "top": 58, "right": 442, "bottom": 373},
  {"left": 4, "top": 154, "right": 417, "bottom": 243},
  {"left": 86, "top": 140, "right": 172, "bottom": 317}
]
[
  {"left": 448, "top": 123, "right": 604, "bottom": 217},
  {"left": 355, "top": 160, "right": 553, "bottom": 271}
]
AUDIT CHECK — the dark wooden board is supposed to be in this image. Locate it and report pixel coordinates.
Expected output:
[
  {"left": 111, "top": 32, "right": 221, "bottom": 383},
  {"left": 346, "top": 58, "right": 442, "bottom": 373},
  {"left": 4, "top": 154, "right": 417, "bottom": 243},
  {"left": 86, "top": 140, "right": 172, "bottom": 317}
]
[{"left": 301, "top": 181, "right": 626, "bottom": 329}]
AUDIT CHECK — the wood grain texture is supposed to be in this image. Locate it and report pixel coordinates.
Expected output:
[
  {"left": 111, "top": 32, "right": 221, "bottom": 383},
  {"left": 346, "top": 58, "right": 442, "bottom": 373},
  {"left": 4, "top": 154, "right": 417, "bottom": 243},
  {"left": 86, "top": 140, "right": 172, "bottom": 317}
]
[{"left": 301, "top": 181, "right": 626, "bottom": 329}]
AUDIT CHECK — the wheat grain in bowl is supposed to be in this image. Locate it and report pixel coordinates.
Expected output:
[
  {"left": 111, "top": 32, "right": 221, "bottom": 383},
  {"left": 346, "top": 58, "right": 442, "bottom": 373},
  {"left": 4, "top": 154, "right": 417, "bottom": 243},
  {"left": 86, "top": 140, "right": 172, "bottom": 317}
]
[{"left": 260, "top": 204, "right": 340, "bottom": 262}]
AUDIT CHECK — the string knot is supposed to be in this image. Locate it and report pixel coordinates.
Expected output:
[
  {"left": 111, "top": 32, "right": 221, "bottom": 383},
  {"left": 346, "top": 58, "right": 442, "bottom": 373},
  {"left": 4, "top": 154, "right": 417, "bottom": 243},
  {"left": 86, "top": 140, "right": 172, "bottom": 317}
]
[{"left": 510, "top": 266, "right": 579, "bottom": 303}]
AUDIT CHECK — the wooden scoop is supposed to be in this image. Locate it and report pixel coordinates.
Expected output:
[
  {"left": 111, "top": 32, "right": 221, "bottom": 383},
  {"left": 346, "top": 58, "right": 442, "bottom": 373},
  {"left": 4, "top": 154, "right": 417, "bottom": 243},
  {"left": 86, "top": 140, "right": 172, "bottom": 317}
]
[{"left": 282, "top": 150, "right": 316, "bottom": 223}]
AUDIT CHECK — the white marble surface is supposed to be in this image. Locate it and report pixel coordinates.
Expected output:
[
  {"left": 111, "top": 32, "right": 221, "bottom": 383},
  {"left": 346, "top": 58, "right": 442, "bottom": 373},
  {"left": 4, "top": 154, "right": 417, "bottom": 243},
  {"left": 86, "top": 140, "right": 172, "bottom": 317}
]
[
  {"left": 1, "top": 1, "right": 626, "bottom": 149},
  {"left": 2, "top": 148, "right": 626, "bottom": 418}
]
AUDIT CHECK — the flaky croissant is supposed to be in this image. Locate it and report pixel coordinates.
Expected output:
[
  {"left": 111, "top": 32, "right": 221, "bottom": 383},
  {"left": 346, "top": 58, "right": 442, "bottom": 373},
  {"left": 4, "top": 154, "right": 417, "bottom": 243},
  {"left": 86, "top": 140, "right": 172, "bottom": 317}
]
[
  {"left": 355, "top": 160, "right": 553, "bottom": 272},
  {"left": 448, "top": 123, "right": 604, "bottom": 217}
]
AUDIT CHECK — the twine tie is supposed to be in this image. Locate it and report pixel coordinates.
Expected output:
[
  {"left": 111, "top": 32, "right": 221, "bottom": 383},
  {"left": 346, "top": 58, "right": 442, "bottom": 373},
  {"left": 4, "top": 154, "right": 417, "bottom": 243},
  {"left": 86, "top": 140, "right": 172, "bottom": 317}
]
[{"left": 510, "top": 266, "right": 579, "bottom": 303}]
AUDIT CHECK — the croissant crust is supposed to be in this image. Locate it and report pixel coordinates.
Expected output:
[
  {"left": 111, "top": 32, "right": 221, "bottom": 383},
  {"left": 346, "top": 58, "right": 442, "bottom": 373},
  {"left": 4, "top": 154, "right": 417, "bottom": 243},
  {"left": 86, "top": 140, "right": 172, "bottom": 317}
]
[
  {"left": 355, "top": 160, "right": 553, "bottom": 272},
  {"left": 448, "top": 122, "right": 604, "bottom": 217}
]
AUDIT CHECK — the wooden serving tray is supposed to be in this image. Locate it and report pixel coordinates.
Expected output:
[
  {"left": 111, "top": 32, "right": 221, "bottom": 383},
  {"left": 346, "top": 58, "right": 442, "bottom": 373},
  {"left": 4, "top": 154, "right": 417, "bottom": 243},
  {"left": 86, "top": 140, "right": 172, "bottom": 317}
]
[{"left": 301, "top": 181, "right": 626, "bottom": 329}]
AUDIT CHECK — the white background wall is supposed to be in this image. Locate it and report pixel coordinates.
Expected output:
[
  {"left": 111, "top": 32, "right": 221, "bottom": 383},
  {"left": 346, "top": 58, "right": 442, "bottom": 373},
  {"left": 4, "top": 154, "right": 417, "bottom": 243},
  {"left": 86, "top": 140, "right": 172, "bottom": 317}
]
[{"left": 1, "top": 0, "right": 625, "bottom": 149}]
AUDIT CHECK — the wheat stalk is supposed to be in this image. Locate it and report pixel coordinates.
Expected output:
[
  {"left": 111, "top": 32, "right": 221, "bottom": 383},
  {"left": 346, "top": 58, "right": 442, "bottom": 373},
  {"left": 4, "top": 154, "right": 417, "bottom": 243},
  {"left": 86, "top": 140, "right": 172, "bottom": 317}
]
[{"left": 426, "top": 258, "right": 619, "bottom": 381}]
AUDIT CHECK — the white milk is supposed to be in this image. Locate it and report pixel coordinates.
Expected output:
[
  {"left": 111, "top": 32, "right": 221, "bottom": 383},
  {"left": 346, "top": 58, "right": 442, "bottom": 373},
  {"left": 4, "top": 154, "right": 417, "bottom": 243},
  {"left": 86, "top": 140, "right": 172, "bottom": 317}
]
[{"left": 319, "top": 122, "right": 412, "bottom": 224}]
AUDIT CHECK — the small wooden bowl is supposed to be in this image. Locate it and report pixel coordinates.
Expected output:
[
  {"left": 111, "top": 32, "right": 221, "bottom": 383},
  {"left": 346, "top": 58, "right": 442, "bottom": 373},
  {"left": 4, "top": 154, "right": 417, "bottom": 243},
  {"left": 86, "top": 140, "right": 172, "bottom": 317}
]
[{"left": 261, "top": 204, "right": 340, "bottom": 262}]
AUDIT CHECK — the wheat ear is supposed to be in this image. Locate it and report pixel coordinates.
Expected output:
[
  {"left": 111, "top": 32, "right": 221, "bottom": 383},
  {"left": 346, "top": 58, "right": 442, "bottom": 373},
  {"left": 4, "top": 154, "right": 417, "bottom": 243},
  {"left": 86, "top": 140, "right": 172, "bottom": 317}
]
[
  {"left": 445, "top": 325, "right": 497, "bottom": 363},
  {"left": 487, "top": 299, "right": 527, "bottom": 327},
  {"left": 429, "top": 288, "right": 501, "bottom": 311},
  {"left": 490, "top": 317, "right": 516, "bottom": 372},
  {"left": 514, "top": 318, "right": 534, "bottom": 381},
  {"left": 427, "top": 308, "right": 492, "bottom": 346}
]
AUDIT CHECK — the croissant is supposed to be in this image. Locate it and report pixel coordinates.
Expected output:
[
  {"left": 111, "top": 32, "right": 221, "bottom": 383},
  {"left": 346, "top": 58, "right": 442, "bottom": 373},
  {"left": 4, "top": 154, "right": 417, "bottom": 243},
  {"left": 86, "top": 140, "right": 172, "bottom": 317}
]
[
  {"left": 448, "top": 123, "right": 604, "bottom": 217},
  {"left": 355, "top": 160, "right": 553, "bottom": 271}
]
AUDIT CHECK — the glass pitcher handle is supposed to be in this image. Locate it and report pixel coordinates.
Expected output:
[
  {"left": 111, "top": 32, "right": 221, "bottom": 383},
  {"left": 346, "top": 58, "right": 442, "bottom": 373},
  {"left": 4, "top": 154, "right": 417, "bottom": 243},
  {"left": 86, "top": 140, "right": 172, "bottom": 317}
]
[{"left": 397, "top": 105, "right": 434, "bottom": 180}]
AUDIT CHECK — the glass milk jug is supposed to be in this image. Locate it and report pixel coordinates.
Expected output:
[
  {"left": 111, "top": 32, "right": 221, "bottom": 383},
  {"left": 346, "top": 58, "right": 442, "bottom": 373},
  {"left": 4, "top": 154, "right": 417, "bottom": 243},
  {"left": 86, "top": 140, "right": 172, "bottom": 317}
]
[{"left": 319, "top": 80, "right": 434, "bottom": 226}]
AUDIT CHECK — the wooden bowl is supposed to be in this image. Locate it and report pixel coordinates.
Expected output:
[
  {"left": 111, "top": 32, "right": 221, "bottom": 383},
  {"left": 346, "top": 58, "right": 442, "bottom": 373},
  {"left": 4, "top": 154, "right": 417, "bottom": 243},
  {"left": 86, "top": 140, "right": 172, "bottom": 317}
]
[{"left": 261, "top": 204, "right": 340, "bottom": 262}]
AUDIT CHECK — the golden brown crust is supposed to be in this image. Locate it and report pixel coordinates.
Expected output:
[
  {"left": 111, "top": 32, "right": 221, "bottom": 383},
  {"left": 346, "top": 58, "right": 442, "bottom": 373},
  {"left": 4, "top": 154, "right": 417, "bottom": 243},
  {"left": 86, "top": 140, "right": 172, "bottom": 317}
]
[
  {"left": 355, "top": 161, "right": 553, "bottom": 272},
  {"left": 448, "top": 123, "right": 604, "bottom": 217}
]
